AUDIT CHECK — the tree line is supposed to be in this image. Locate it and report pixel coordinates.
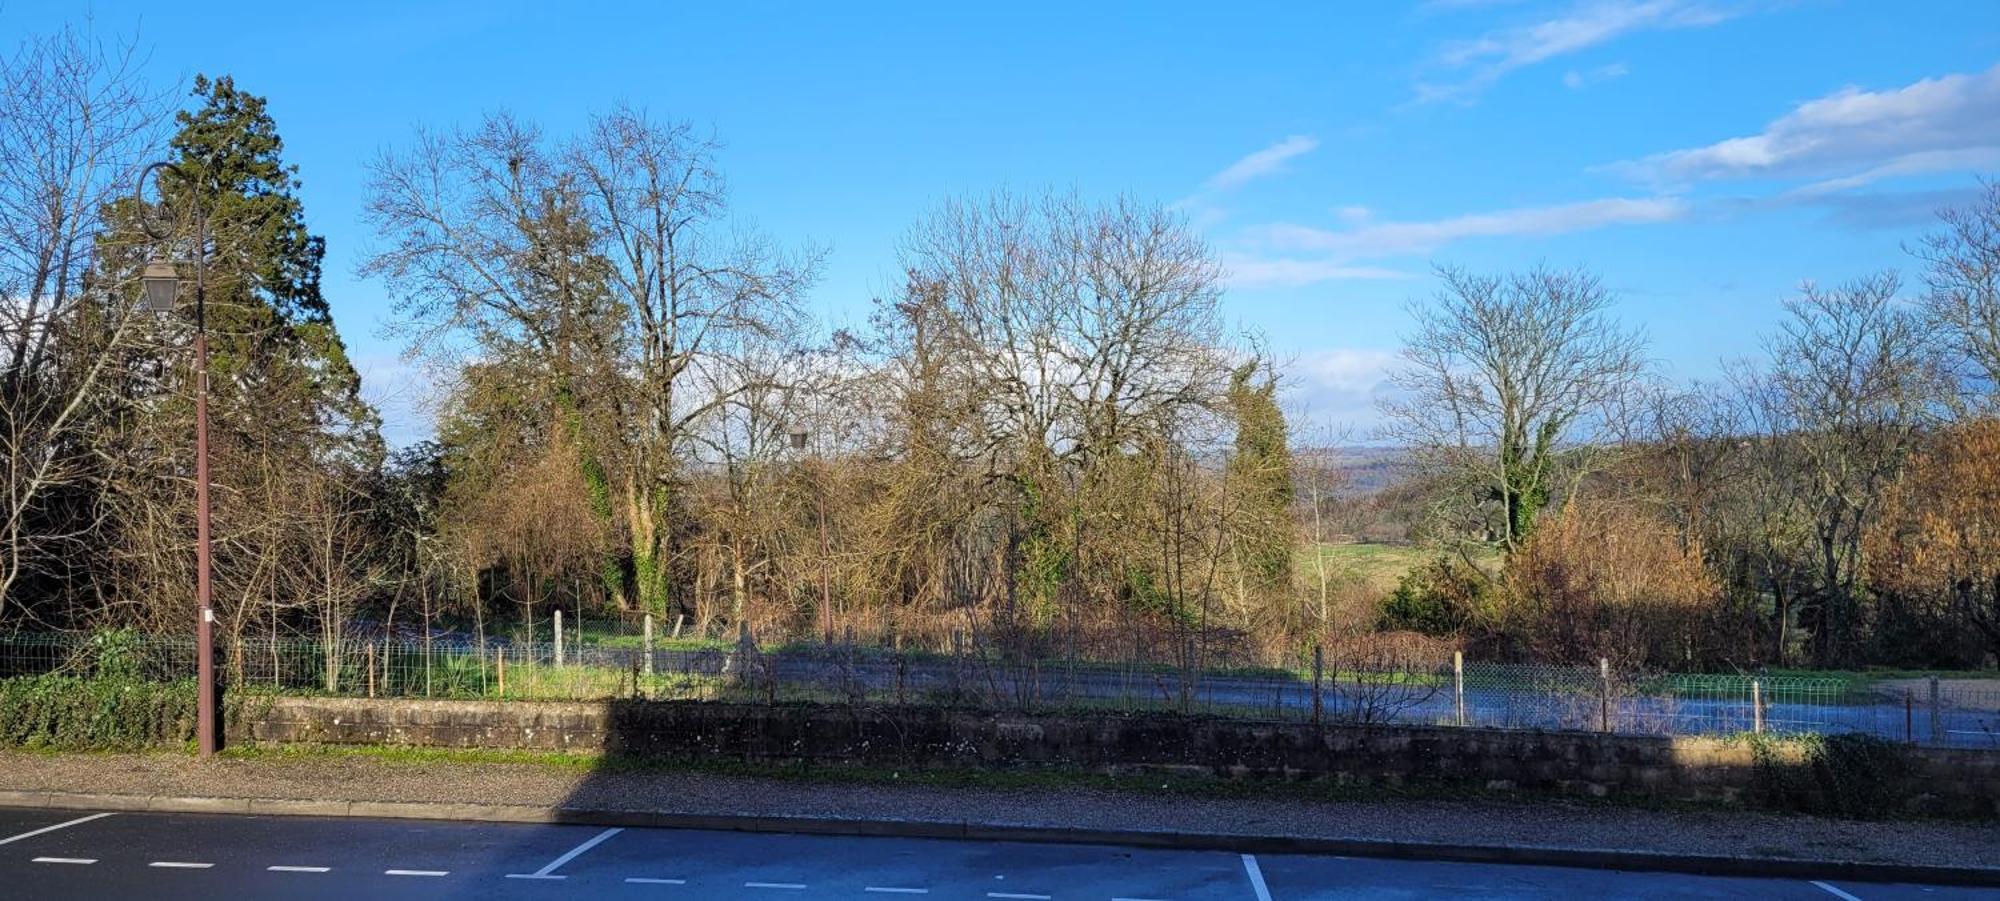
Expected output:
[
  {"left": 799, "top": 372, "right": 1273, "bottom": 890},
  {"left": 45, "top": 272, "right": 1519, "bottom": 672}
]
[{"left": 5, "top": 27, "right": 1999, "bottom": 674}]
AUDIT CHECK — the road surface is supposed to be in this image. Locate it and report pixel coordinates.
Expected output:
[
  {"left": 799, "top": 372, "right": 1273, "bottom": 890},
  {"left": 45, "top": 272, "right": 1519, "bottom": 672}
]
[{"left": 0, "top": 806, "right": 1987, "bottom": 899}]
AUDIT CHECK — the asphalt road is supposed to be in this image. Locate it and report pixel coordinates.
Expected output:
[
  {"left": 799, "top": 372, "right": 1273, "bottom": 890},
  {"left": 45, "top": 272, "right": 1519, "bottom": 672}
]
[{"left": 0, "top": 807, "right": 1989, "bottom": 900}]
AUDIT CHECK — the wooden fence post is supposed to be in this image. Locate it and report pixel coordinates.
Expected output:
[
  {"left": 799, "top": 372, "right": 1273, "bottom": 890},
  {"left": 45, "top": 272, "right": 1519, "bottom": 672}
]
[
  {"left": 1929, "top": 676, "right": 1944, "bottom": 745},
  {"left": 1453, "top": 651, "right": 1466, "bottom": 727},
  {"left": 643, "top": 614, "right": 655, "bottom": 680},
  {"left": 554, "top": 610, "right": 565, "bottom": 668},
  {"left": 496, "top": 647, "right": 506, "bottom": 699},
  {"left": 1598, "top": 657, "right": 1611, "bottom": 734},
  {"left": 1311, "top": 645, "right": 1324, "bottom": 726},
  {"left": 366, "top": 643, "right": 376, "bottom": 698}
]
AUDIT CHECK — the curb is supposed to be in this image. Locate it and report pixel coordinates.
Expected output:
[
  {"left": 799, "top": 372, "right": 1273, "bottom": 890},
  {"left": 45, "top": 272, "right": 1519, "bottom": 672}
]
[{"left": 0, "top": 790, "right": 1994, "bottom": 887}]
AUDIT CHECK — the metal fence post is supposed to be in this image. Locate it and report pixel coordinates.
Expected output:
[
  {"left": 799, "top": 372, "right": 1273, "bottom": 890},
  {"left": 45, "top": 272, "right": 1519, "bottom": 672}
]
[
  {"left": 1751, "top": 679, "right": 1764, "bottom": 734},
  {"left": 1598, "top": 657, "right": 1611, "bottom": 734},
  {"left": 1453, "top": 651, "right": 1466, "bottom": 727},
  {"left": 1929, "top": 675, "right": 1944, "bottom": 745},
  {"left": 554, "top": 610, "right": 565, "bottom": 668}
]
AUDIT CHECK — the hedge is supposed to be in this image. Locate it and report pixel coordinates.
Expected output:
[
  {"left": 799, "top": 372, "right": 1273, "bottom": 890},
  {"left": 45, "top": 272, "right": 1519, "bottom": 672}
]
[{"left": 0, "top": 675, "right": 196, "bottom": 750}]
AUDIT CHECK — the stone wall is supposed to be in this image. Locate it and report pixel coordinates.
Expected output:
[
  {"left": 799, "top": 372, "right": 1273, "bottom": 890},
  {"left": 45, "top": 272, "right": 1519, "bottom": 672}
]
[{"left": 229, "top": 697, "right": 2000, "bottom": 817}]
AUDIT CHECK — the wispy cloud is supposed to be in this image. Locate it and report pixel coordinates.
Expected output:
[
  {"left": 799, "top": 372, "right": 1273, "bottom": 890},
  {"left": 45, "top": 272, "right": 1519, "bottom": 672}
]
[
  {"left": 1622, "top": 63, "right": 2000, "bottom": 187},
  {"left": 1563, "top": 62, "right": 1630, "bottom": 89},
  {"left": 1221, "top": 256, "right": 1411, "bottom": 289},
  {"left": 1206, "top": 135, "right": 1321, "bottom": 191},
  {"left": 1417, "top": 0, "right": 1734, "bottom": 103},
  {"left": 1245, "top": 196, "right": 1689, "bottom": 259}
]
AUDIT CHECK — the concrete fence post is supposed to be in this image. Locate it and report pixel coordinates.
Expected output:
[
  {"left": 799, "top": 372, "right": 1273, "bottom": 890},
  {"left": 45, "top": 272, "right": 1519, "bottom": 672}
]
[
  {"left": 1311, "top": 645, "right": 1324, "bottom": 726},
  {"left": 554, "top": 610, "right": 565, "bottom": 668},
  {"left": 1751, "top": 679, "right": 1764, "bottom": 734},
  {"left": 1930, "top": 675, "right": 1944, "bottom": 745},
  {"left": 643, "top": 613, "right": 655, "bottom": 682},
  {"left": 1598, "top": 657, "right": 1611, "bottom": 734},
  {"left": 1453, "top": 651, "right": 1466, "bottom": 727}
]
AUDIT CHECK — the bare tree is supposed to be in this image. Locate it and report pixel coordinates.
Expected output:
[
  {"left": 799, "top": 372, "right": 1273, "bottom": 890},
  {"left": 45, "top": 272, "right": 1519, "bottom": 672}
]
[
  {"left": 1382, "top": 265, "right": 1647, "bottom": 555},
  {"left": 1913, "top": 179, "right": 2000, "bottom": 401},
  {"left": 1748, "top": 273, "right": 1952, "bottom": 664},
  {"left": 0, "top": 26, "right": 166, "bottom": 621}
]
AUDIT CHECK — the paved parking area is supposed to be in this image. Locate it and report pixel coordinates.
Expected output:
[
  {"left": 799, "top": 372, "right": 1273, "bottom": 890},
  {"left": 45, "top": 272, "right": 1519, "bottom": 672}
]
[{"left": 0, "top": 807, "right": 1989, "bottom": 899}]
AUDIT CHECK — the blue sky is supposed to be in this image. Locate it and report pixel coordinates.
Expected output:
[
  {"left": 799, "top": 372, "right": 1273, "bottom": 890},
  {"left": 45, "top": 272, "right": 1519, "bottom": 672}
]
[{"left": 11, "top": 1, "right": 2000, "bottom": 444}]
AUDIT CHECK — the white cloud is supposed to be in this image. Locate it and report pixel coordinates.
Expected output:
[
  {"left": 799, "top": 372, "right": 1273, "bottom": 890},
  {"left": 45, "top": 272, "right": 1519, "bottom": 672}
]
[
  {"left": 1334, "top": 205, "right": 1374, "bottom": 224},
  {"left": 1418, "top": 0, "right": 1732, "bottom": 103},
  {"left": 1628, "top": 63, "right": 2000, "bottom": 185},
  {"left": 1206, "top": 135, "right": 1321, "bottom": 191},
  {"left": 1246, "top": 196, "right": 1689, "bottom": 259},
  {"left": 1287, "top": 348, "right": 1399, "bottom": 427},
  {"left": 1563, "top": 62, "right": 1630, "bottom": 89},
  {"left": 1221, "top": 256, "right": 1411, "bottom": 289}
]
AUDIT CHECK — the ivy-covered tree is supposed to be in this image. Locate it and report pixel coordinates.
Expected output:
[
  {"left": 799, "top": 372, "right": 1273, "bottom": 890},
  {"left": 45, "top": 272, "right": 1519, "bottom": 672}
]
[{"left": 1226, "top": 360, "right": 1294, "bottom": 593}]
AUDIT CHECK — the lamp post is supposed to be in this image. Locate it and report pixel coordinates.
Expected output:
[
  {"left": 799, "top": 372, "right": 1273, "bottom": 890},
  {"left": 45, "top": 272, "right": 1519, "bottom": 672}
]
[{"left": 137, "top": 160, "right": 219, "bottom": 757}]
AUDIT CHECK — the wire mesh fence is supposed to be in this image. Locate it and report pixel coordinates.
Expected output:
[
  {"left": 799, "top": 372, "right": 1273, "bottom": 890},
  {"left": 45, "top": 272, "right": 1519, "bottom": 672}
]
[{"left": 2, "top": 628, "right": 1995, "bottom": 749}]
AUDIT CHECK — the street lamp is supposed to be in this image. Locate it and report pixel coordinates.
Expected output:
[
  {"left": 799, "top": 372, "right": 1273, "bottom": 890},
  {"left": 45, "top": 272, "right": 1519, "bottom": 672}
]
[{"left": 135, "top": 160, "right": 220, "bottom": 758}]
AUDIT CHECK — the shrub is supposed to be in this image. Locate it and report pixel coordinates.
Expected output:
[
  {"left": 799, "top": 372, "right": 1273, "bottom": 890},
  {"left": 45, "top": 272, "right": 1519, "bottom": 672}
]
[
  {"left": 0, "top": 675, "right": 195, "bottom": 750},
  {"left": 1748, "top": 732, "right": 1913, "bottom": 819},
  {"left": 1378, "top": 556, "right": 1492, "bottom": 636}
]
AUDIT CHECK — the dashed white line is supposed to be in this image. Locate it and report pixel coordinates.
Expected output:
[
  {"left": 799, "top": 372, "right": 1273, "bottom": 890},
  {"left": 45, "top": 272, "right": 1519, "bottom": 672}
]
[
  {"left": 987, "top": 894, "right": 1052, "bottom": 900},
  {"left": 1, "top": 813, "right": 115, "bottom": 846},
  {"left": 625, "top": 877, "right": 689, "bottom": 885},
  {"left": 865, "top": 889, "right": 931, "bottom": 895},
  {"left": 30, "top": 857, "right": 95, "bottom": 865},
  {"left": 385, "top": 869, "right": 449, "bottom": 877},
  {"left": 267, "top": 865, "right": 330, "bottom": 873},
  {"left": 745, "top": 883, "right": 808, "bottom": 890},
  {"left": 509, "top": 826, "right": 623, "bottom": 879},
  {"left": 1811, "top": 881, "right": 1865, "bottom": 901},
  {"left": 149, "top": 861, "right": 214, "bottom": 869},
  {"left": 1242, "top": 853, "right": 1273, "bottom": 901}
]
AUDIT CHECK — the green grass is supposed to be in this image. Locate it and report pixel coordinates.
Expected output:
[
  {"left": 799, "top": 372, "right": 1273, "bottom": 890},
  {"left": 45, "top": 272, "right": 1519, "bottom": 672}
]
[{"left": 1312, "top": 542, "right": 1500, "bottom": 593}]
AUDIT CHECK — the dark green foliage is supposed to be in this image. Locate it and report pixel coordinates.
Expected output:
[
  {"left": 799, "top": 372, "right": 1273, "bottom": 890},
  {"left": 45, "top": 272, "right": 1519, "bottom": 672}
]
[
  {"left": 1378, "top": 557, "right": 1491, "bottom": 636},
  {"left": 0, "top": 676, "right": 195, "bottom": 750}
]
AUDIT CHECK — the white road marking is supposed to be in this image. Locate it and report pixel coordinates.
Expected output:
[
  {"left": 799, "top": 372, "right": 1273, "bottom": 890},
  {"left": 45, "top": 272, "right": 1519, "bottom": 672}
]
[
  {"left": 987, "top": 894, "right": 1052, "bottom": 900},
  {"left": 511, "top": 826, "right": 623, "bottom": 879},
  {"left": 149, "top": 861, "right": 214, "bottom": 868},
  {"left": 626, "top": 877, "right": 689, "bottom": 885},
  {"left": 1242, "top": 853, "right": 1273, "bottom": 901},
  {"left": 1812, "top": 882, "right": 1865, "bottom": 901},
  {"left": 385, "top": 869, "right": 449, "bottom": 876},
  {"left": 30, "top": 857, "right": 95, "bottom": 865},
  {"left": 1112, "top": 897, "right": 1172, "bottom": 901},
  {"left": 267, "top": 865, "right": 330, "bottom": 873},
  {"left": 0, "top": 812, "right": 115, "bottom": 846},
  {"left": 865, "top": 889, "right": 931, "bottom": 895},
  {"left": 746, "top": 883, "right": 808, "bottom": 890}
]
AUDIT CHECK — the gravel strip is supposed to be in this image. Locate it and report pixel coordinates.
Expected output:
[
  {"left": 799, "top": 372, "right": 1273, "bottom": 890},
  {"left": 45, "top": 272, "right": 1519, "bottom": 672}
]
[{"left": 0, "top": 749, "right": 1992, "bottom": 867}]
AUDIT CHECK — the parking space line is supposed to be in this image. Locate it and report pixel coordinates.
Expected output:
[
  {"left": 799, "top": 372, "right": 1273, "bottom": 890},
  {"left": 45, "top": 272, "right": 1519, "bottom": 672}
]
[
  {"left": 31, "top": 857, "right": 96, "bottom": 865},
  {"left": 1811, "top": 882, "right": 1864, "bottom": 901},
  {"left": 508, "top": 826, "right": 623, "bottom": 879},
  {"left": 1, "top": 812, "right": 114, "bottom": 846},
  {"left": 626, "top": 877, "right": 688, "bottom": 885},
  {"left": 746, "top": 882, "right": 808, "bottom": 890},
  {"left": 268, "top": 865, "right": 330, "bottom": 873},
  {"left": 865, "top": 889, "right": 930, "bottom": 895},
  {"left": 1112, "top": 897, "right": 1172, "bottom": 901},
  {"left": 1242, "top": 853, "right": 1273, "bottom": 901},
  {"left": 385, "top": 869, "right": 449, "bottom": 876},
  {"left": 149, "top": 861, "right": 214, "bottom": 868},
  {"left": 987, "top": 894, "right": 1051, "bottom": 900}
]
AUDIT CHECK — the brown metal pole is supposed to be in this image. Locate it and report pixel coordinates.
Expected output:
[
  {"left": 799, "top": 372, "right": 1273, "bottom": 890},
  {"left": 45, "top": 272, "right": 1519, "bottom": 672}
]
[{"left": 195, "top": 247, "right": 218, "bottom": 757}]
